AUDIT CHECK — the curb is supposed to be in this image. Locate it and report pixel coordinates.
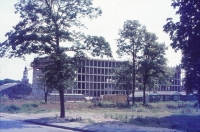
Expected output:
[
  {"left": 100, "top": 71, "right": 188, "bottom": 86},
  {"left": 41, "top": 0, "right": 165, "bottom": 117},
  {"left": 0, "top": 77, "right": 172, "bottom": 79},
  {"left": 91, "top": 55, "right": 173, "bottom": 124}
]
[{"left": 24, "top": 120, "right": 96, "bottom": 132}]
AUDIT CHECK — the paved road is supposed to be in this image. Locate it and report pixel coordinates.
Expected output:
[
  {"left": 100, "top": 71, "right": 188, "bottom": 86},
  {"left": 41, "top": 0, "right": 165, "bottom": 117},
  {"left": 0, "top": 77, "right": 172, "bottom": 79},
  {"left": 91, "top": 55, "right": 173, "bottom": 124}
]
[{"left": 0, "top": 117, "right": 77, "bottom": 132}]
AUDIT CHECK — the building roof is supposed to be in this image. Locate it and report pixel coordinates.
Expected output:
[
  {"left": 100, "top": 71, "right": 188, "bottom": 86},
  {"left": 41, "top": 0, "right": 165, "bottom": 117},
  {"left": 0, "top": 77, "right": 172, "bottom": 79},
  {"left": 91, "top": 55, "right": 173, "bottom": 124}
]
[
  {"left": 179, "top": 91, "right": 197, "bottom": 95},
  {"left": 0, "top": 83, "right": 19, "bottom": 91},
  {"left": 129, "top": 91, "right": 159, "bottom": 97},
  {"left": 156, "top": 91, "right": 181, "bottom": 95},
  {"left": 129, "top": 91, "right": 183, "bottom": 97}
]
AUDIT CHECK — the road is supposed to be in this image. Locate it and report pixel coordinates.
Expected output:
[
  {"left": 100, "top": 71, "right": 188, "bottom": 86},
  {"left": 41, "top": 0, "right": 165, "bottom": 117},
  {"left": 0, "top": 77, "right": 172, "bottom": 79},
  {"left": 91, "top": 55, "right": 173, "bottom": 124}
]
[{"left": 0, "top": 117, "right": 77, "bottom": 132}]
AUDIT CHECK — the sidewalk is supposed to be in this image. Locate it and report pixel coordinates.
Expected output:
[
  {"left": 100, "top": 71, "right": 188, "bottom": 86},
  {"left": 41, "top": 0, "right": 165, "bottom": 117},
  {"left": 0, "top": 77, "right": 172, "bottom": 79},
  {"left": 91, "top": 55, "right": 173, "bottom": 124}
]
[{"left": 0, "top": 112, "right": 184, "bottom": 132}]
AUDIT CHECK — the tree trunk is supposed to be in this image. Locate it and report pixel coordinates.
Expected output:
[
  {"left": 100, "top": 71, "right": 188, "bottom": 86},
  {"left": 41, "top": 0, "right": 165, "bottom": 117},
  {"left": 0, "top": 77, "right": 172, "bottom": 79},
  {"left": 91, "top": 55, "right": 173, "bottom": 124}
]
[
  {"left": 132, "top": 43, "right": 135, "bottom": 106},
  {"left": 143, "top": 81, "right": 146, "bottom": 105},
  {"left": 45, "top": 92, "right": 48, "bottom": 104},
  {"left": 59, "top": 89, "right": 65, "bottom": 118}
]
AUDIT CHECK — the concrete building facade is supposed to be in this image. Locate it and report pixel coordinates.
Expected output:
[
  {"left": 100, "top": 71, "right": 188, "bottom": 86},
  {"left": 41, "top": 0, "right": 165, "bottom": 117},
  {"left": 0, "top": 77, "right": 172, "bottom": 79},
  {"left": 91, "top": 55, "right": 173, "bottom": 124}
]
[{"left": 31, "top": 57, "right": 182, "bottom": 96}]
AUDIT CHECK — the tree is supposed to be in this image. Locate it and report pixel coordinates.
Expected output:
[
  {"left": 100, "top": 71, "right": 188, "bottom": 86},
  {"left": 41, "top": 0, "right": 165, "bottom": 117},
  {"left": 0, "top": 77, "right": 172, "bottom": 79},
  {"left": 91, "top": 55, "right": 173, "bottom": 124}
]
[
  {"left": 0, "top": 0, "right": 112, "bottom": 118},
  {"left": 42, "top": 47, "right": 82, "bottom": 117},
  {"left": 137, "top": 32, "right": 172, "bottom": 105},
  {"left": 114, "top": 61, "right": 134, "bottom": 106},
  {"left": 116, "top": 20, "right": 146, "bottom": 105},
  {"left": 163, "top": 0, "right": 200, "bottom": 104},
  {"left": 37, "top": 75, "right": 52, "bottom": 104}
]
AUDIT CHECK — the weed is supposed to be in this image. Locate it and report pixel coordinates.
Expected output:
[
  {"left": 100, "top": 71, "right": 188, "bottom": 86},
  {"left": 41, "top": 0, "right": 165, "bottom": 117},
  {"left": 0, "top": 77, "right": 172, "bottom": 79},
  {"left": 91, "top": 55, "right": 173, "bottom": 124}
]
[
  {"left": 137, "top": 106, "right": 144, "bottom": 112},
  {"left": 40, "top": 100, "right": 46, "bottom": 104},
  {"left": 55, "top": 114, "right": 59, "bottom": 118},
  {"left": 17, "top": 99, "right": 23, "bottom": 102},
  {"left": 124, "top": 114, "right": 128, "bottom": 122},
  {"left": 22, "top": 103, "right": 39, "bottom": 108},
  {"left": 34, "top": 109, "right": 46, "bottom": 113},
  {"left": 131, "top": 106, "right": 135, "bottom": 112},
  {"left": 65, "top": 116, "right": 83, "bottom": 122},
  {"left": 88, "top": 118, "right": 96, "bottom": 124},
  {"left": 97, "top": 102, "right": 102, "bottom": 107},
  {"left": 66, "top": 106, "right": 70, "bottom": 110},
  {"left": 2, "top": 95, "right": 9, "bottom": 102},
  {"left": 50, "top": 101, "right": 55, "bottom": 104},
  {"left": 104, "top": 113, "right": 108, "bottom": 118},
  {"left": 3, "top": 104, "right": 21, "bottom": 113}
]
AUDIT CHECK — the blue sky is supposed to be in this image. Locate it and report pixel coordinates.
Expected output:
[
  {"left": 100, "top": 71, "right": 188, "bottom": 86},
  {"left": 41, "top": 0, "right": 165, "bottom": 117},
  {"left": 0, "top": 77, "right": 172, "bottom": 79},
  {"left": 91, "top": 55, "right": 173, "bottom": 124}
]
[{"left": 0, "top": 0, "right": 181, "bottom": 83}]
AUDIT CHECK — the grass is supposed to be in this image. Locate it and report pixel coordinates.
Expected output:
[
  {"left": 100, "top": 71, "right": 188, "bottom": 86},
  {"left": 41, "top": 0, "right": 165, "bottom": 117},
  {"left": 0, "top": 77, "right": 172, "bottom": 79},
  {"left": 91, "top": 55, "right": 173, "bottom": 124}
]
[
  {"left": 0, "top": 99, "right": 200, "bottom": 131},
  {"left": 3, "top": 104, "right": 21, "bottom": 113}
]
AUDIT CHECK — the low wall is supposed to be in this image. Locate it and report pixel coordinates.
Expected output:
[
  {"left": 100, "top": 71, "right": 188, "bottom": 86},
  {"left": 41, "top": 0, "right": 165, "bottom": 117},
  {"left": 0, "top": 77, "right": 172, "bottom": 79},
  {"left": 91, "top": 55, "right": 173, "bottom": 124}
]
[{"left": 103, "top": 94, "right": 126, "bottom": 103}]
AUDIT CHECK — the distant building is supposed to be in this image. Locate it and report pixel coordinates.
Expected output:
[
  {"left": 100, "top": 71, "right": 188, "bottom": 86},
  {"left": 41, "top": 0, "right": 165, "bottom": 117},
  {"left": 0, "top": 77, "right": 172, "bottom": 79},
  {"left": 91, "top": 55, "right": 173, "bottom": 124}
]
[
  {"left": 0, "top": 83, "right": 32, "bottom": 99},
  {"left": 31, "top": 57, "right": 183, "bottom": 97},
  {"left": 0, "top": 66, "right": 32, "bottom": 98}
]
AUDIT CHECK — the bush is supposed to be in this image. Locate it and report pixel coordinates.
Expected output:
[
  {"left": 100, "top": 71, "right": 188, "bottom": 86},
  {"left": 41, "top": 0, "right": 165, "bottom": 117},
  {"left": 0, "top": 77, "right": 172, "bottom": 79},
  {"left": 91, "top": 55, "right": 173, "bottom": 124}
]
[
  {"left": 97, "top": 102, "right": 102, "bottom": 107},
  {"left": 116, "top": 103, "right": 126, "bottom": 108},
  {"left": 2, "top": 95, "right": 9, "bottom": 102},
  {"left": 22, "top": 103, "right": 39, "bottom": 108},
  {"left": 3, "top": 104, "right": 21, "bottom": 113},
  {"left": 40, "top": 100, "right": 46, "bottom": 104}
]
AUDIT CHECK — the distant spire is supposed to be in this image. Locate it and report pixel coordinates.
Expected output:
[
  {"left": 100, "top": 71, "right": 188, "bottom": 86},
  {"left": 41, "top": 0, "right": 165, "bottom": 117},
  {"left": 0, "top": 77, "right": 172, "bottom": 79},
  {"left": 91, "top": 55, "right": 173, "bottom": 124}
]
[{"left": 22, "top": 66, "right": 29, "bottom": 85}]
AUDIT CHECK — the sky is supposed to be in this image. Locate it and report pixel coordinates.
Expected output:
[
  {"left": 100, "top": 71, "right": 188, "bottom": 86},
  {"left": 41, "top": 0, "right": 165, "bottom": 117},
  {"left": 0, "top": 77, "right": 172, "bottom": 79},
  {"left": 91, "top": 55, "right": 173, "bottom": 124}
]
[{"left": 0, "top": 0, "right": 181, "bottom": 84}]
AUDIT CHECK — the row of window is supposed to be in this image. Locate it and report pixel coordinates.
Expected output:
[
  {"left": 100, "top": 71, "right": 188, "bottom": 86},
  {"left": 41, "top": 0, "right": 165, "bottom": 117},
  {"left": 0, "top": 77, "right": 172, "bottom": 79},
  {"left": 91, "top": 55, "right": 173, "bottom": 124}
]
[
  {"left": 76, "top": 75, "right": 115, "bottom": 82},
  {"left": 76, "top": 82, "right": 116, "bottom": 89},
  {"left": 78, "top": 67, "right": 114, "bottom": 74},
  {"left": 73, "top": 90, "right": 127, "bottom": 96},
  {"left": 82, "top": 60, "right": 120, "bottom": 67}
]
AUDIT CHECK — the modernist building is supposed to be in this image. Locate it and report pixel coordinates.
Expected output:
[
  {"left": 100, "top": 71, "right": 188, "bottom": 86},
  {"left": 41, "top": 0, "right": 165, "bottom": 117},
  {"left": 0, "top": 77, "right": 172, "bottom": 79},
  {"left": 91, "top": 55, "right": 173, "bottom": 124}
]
[{"left": 31, "top": 57, "right": 182, "bottom": 96}]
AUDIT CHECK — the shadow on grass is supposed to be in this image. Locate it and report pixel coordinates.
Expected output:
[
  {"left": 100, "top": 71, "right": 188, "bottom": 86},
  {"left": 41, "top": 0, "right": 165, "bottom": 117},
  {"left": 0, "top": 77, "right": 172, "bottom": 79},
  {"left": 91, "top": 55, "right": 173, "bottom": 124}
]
[
  {"left": 24, "top": 117, "right": 143, "bottom": 132},
  {"left": 129, "top": 114, "right": 200, "bottom": 132}
]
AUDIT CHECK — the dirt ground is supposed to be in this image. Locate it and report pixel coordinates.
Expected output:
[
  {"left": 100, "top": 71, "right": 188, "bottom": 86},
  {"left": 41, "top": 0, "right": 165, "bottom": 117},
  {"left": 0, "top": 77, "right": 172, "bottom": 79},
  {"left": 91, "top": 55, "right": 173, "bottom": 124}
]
[
  {"left": 1, "top": 100, "right": 91, "bottom": 110},
  {"left": 1, "top": 100, "right": 200, "bottom": 132}
]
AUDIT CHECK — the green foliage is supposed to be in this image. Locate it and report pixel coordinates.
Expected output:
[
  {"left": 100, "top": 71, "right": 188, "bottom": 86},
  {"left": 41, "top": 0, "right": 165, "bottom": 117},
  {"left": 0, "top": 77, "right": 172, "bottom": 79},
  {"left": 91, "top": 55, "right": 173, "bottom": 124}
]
[
  {"left": 2, "top": 95, "right": 9, "bottom": 102},
  {"left": 0, "top": 0, "right": 102, "bottom": 58},
  {"left": 17, "top": 99, "right": 24, "bottom": 102},
  {"left": 137, "top": 32, "right": 173, "bottom": 105},
  {"left": 113, "top": 61, "right": 133, "bottom": 96},
  {"left": 3, "top": 104, "right": 21, "bottom": 113},
  {"left": 65, "top": 116, "right": 83, "bottom": 122},
  {"left": 116, "top": 20, "right": 146, "bottom": 104},
  {"left": 163, "top": 0, "right": 200, "bottom": 104},
  {"left": 0, "top": 79, "right": 21, "bottom": 86},
  {"left": 40, "top": 100, "right": 46, "bottom": 104},
  {"left": 22, "top": 103, "right": 39, "bottom": 108},
  {"left": 0, "top": 0, "right": 113, "bottom": 119}
]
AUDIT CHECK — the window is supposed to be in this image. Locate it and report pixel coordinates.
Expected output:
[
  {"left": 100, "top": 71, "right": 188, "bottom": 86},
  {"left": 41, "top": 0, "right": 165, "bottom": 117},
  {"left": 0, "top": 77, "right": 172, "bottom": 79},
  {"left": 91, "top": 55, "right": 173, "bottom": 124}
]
[
  {"left": 165, "top": 96, "right": 170, "bottom": 101},
  {"left": 86, "top": 60, "right": 89, "bottom": 66},
  {"left": 174, "top": 96, "right": 180, "bottom": 100},
  {"left": 98, "top": 61, "right": 101, "bottom": 67},
  {"left": 105, "top": 62, "right": 108, "bottom": 67},
  {"left": 82, "top": 61, "right": 85, "bottom": 66},
  {"left": 94, "top": 61, "right": 97, "bottom": 66},
  {"left": 112, "top": 62, "right": 115, "bottom": 67},
  {"left": 101, "top": 69, "right": 104, "bottom": 74},
  {"left": 98, "top": 68, "right": 101, "bottom": 74},
  {"left": 109, "top": 62, "right": 112, "bottom": 67},
  {"left": 90, "top": 60, "right": 93, "bottom": 66},
  {"left": 102, "top": 61, "right": 104, "bottom": 67}
]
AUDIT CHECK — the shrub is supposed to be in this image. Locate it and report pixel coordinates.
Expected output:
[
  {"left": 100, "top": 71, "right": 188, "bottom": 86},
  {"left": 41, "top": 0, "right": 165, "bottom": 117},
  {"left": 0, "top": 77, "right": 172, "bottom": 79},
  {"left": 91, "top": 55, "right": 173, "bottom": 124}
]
[
  {"left": 22, "top": 103, "right": 39, "bottom": 108},
  {"left": 3, "top": 104, "right": 21, "bottom": 113},
  {"left": 97, "top": 102, "right": 102, "bottom": 107},
  {"left": 17, "top": 99, "right": 23, "bottom": 102},
  {"left": 2, "top": 95, "right": 9, "bottom": 102},
  {"left": 40, "top": 100, "right": 46, "bottom": 104},
  {"left": 116, "top": 103, "right": 126, "bottom": 108}
]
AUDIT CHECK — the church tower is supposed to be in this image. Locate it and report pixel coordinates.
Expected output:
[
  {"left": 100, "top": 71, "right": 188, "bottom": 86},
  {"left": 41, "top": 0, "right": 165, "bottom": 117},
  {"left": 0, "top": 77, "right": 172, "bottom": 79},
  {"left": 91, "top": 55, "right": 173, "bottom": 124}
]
[{"left": 22, "top": 66, "right": 29, "bottom": 85}]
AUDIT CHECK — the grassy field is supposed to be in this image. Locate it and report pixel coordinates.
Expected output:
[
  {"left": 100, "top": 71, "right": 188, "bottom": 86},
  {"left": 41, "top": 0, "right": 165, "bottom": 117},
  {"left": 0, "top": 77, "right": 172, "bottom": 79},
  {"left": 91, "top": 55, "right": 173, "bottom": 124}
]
[{"left": 0, "top": 98, "right": 200, "bottom": 131}]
